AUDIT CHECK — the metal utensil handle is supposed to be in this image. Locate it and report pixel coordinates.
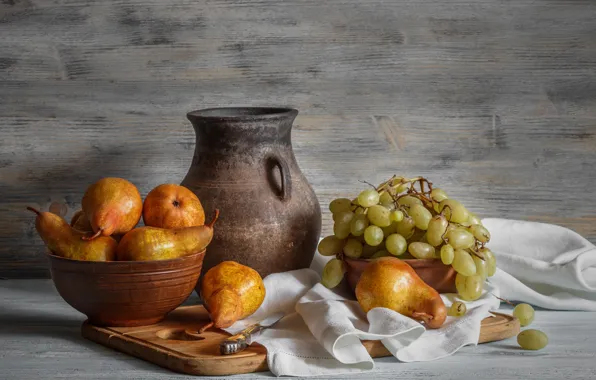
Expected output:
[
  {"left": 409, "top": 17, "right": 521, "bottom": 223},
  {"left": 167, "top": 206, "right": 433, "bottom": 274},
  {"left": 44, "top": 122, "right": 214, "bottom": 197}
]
[{"left": 220, "top": 324, "right": 266, "bottom": 355}]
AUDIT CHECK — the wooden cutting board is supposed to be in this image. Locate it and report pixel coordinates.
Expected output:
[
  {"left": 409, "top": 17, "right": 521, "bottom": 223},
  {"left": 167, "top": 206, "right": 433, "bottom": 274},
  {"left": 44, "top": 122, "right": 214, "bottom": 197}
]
[{"left": 81, "top": 305, "right": 520, "bottom": 377}]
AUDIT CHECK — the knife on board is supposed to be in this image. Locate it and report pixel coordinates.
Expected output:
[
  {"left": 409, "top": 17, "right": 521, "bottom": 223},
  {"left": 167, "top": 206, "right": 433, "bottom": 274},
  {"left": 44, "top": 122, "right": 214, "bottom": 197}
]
[{"left": 219, "top": 312, "right": 285, "bottom": 355}]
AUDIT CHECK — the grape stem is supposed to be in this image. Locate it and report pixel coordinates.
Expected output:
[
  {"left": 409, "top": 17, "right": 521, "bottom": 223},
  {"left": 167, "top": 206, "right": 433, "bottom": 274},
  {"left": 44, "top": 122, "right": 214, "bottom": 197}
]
[
  {"left": 491, "top": 293, "right": 515, "bottom": 306},
  {"left": 360, "top": 180, "right": 378, "bottom": 190},
  {"left": 468, "top": 248, "right": 486, "bottom": 261},
  {"left": 440, "top": 230, "right": 449, "bottom": 245},
  {"left": 440, "top": 205, "right": 452, "bottom": 220}
]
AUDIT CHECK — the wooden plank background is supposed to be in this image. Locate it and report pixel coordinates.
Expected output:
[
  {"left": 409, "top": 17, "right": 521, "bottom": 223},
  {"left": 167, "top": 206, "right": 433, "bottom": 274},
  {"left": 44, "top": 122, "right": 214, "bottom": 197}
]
[{"left": 1, "top": 0, "right": 595, "bottom": 278}]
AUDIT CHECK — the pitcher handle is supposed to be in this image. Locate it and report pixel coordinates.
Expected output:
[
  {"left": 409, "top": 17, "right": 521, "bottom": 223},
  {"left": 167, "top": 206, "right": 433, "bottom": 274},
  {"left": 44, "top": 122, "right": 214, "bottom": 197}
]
[{"left": 267, "top": 154, "right": 292, "bottom": 201}]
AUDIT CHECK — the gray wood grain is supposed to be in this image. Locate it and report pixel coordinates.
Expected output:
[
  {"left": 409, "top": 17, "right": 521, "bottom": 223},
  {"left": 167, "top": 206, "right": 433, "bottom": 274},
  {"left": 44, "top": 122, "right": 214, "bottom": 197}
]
[
  {"left": 2, "top": 0, "right": 596, "bottom": 277},
  {"left": 0, "top": 279, "right": 595, "bottom": 379}
]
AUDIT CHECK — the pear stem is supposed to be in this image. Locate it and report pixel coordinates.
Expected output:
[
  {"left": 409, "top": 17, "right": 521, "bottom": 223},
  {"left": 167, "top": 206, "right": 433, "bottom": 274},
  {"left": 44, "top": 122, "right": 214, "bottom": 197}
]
[
  {"left": 198, "top": 321, "right": 214, "bottom": 334},
  {"left": 412, "top": 311, "right": 434, "bottom": 324},
  {"left": 82, "top": 229, "right": 102, "bottom": 241},
  {"left": 206, "top": 209, "right": 220, "bottom": 228},
  {"left": 26, "top": 207, "right": 41, "bottom": 216}
]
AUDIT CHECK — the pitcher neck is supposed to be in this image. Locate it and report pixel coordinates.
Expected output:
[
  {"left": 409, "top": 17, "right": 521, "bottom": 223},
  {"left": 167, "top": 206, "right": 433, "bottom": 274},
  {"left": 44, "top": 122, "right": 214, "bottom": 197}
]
[{"left": 187, "top": 107, "right": 297, "bottom": 148}]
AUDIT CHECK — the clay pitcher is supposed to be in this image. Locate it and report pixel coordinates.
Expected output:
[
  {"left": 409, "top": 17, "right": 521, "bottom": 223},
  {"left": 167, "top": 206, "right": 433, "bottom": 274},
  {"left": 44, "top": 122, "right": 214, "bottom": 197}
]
[{"left": 181, "top": 107, "right": 322, "bottom": 286}]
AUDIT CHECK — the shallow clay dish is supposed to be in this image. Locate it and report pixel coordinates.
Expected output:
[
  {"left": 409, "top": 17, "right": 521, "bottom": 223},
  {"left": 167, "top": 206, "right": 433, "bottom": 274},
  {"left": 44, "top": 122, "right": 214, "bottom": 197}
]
[
  {"left": 47, "top": 250, "right": 205, "bottom": 327},
  {"left": 344, "top": 257, "right": 457, "bottom": 294}
]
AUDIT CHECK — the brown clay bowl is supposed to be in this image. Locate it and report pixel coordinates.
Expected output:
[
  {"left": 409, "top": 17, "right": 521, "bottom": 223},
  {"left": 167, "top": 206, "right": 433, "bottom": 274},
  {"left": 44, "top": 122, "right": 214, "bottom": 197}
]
[
  {"left": 46, "top": 250, "right": 205, "bottom": 327},
  {"left": 344, "top": 257, "right": 457, "bottom": 294}
]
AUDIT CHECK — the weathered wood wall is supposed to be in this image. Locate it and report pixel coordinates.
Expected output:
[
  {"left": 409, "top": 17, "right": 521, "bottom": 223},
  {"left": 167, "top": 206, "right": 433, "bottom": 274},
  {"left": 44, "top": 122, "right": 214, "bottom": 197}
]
[{"left": 1, "top": 0, "right": 595, "bottom": 278}]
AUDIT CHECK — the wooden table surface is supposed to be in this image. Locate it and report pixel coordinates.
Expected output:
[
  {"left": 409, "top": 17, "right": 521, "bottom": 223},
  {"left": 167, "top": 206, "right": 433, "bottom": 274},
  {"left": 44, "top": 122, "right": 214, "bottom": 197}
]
[{"left": 1, "top": 279, "right": 595, "bottom": 380}]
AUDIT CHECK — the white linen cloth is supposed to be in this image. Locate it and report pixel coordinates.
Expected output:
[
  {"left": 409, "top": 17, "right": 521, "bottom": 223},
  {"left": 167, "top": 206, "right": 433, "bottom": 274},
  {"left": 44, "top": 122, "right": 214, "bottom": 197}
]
[{"left": 224, "top": 218, "right": 596, "bottom": 377}]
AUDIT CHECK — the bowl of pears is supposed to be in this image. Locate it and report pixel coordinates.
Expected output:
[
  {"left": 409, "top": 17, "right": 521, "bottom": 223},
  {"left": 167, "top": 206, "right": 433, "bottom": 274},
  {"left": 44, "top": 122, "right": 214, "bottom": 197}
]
[{"left": 27, "top": 179, "right": 218, "bottom": 327}]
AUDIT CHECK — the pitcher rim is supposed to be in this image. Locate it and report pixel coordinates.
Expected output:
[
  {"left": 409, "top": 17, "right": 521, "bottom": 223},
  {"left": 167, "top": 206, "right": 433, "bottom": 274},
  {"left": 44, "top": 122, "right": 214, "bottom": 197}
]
[{"left": 187, "top": 107, "right": 298, "bottom": 121}]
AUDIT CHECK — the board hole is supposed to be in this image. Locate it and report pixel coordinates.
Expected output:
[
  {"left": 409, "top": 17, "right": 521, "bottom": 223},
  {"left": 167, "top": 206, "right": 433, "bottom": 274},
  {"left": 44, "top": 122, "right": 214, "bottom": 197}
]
[{"left": 155, "top": 328, "right": 205, "bottom": 341}]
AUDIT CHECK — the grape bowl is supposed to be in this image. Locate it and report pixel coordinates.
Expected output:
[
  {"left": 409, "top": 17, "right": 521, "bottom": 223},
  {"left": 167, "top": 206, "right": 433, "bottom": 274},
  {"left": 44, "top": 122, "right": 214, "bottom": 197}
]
[{"left": 318, "top": 175, "right": 497, "bottom": 301}]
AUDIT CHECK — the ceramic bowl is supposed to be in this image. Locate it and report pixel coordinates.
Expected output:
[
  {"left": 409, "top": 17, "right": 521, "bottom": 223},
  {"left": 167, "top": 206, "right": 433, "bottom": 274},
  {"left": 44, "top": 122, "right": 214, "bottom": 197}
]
[
  {"left": 47, "top": 250, "right": 206, "bottom": 327},
  {"left": 344, "top": 257, "right": 457, "bottom": 294}
]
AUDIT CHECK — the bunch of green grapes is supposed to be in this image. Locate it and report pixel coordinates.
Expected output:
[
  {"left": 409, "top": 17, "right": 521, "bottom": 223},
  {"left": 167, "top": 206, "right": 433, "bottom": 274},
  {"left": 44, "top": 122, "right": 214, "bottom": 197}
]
[{"left": 318, "top": 175, "right": 497, "bottom": 302}]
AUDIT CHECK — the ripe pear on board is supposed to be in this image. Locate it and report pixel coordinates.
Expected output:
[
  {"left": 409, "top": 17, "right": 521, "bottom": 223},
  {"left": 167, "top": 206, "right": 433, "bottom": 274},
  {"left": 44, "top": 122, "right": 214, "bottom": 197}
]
[
  {"left": 116, "top": 210, "right": 219, "bottom": 261},
  {"left": 27, "top": 207, "right": 117, "bottom": 261},
  {"left": 199, "top": 261, "right": 266, "bottom": 332},
  {"left": 82, "top": 177, "right": 142, "bottom": 240},
  {"left": 355, "top": 256, "right": 447, "bottom": 329}
]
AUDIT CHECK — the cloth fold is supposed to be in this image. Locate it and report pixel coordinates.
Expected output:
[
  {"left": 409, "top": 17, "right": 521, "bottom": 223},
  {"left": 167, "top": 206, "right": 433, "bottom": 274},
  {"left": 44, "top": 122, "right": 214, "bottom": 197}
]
[
  {"left": 483, "top": 218, "right": 596, "bottom": 310},
  {"left": 223, "top": 218, "right": 596, "bottom": 377}
]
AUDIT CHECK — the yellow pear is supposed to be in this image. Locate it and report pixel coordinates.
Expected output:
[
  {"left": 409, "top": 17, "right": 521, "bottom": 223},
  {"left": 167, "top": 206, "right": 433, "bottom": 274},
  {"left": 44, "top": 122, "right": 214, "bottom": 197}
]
[
  {"left": 82, "top": 177, "right": 142, "bottom": 240},
  {"left": 355, "top": 257, "right": 447, "bottom": 329},
  {"left": 199, "top": 261, "right": 266, "bottom": 332},
  {"left": 27, "top": 207, "right": 116, "bottom": 261},
  {"left": 116, "top": 210, "right": 218, "bottom": 261}
]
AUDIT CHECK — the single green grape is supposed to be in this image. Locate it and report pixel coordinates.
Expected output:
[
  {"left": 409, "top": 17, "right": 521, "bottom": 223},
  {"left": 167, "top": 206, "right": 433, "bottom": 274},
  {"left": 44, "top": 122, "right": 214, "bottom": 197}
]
[
  {"left": 317, "top": 235, "right": 345, "bottom": 256},
  {"left": 321, "top": 258, "right": 347, "bottom": 289},
  {"left": 396, "top": 216, "right": 416, "bottom": 239},
  {"left": 430, "top": 188, "right": 448, "bottom": 202},
  {"left": 452, "top": 249, "right": 477, "bottom": 276},
  {"left": 343, "top": 238, "right": 363, "bottom": 259},
  {"left": 367, "top": 204, "right": 391, "bottom": 227},
  {"left": 409, "top": 204, "right": 432, "bottom": 230},
  {"left": 439, "top": 199, "right": 469, "bottom": 224},
  {"left": 354, "top": 207, "right": 366, "bottom": 215},
  {"left": 446, "top": 228, "right": 475, "bottom": 249},
  {"left": 390, "top": 176, "right": 406, "bottom": 186},
  {"left": 333, "top": 222, "right": 351, "bottom": 239},
  {"left": 358, "top": 189, "right": 380, "bottom": 208},
  {"left": 364, "top": 225, "right": 384, "bottom": 246},
  {"left": 440, "top": 244, "right": 455, "bottom": 265},
  {"left": 447, "top": 301, "right": 467, "bottom": 317},
  {"left": 517, "top": 329, "right": 548, "bottom": 350},
  {"left": 408, "top": 242, "right": 436, "bottom": 259},
  {"left": 473, "top": 254, "right": 488, "bottom": 280},
  {"left": 329, "top": 198, "right": 352, "bottom": 214},
  {"left": 446, "top": 222, "right": 459, "bottom": 233},
  {"left": 427, "top": 214, "right": 448, "bottom": 246},
  {"left": 381, "top": 222, "right": 397, "bottom": 236},
  {"left": 390, "top": 209, "right": 404, "bottom": 223},
  {"left": 333, "top": 210, "right": 354, "bottom": 225},
  {"left": 513, "top": 303, "right": 535, "bottom": 327},
  {"left": 467, "top": 213, "right": 482, "bottom": 226},
  {"left": 455, "top": 273, "right": 484, "bottom": 301},
  {"left": 370, "top": 250, "right": 390, "bottom": 259},
  {"left": 479, "top": 247, "right": 497, "bottom": 277},
  {"left": 381, "top": 202, "right": 396, "bottom": 210},
  {"left": 350, "top": 214, "right": 369, "bottom": 236},
  {"left": 395, "top": 183, "right": 409, "bottom": 193},
  {"left": 386, "top": 233, "right": 407, "bottom": 256},
  {"left": 469, "top": 224, "right": 490, "bottom": 243},
  {"left": 397, "top": 195, "right": 423, "bottom": 207},
  {"left": 379, "top": 191, "right": 394, "bottom": 205}
]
